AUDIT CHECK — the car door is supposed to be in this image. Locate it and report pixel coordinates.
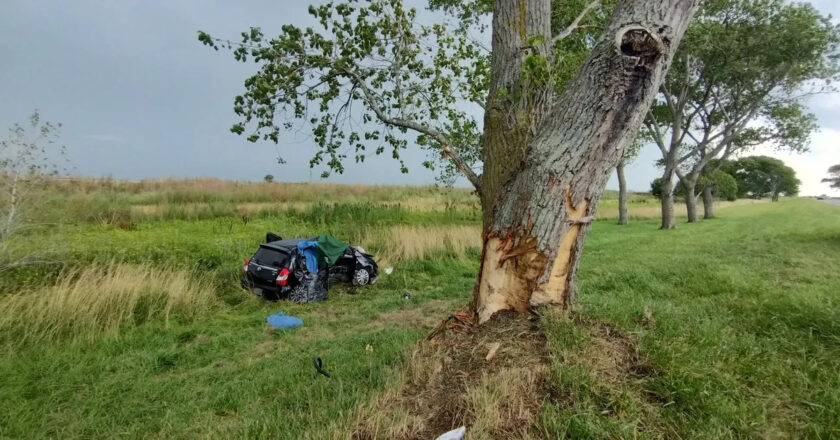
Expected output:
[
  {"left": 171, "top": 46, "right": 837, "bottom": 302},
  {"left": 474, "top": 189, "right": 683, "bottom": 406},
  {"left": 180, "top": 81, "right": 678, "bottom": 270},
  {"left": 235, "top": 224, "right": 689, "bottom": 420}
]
[{"left": 328, "top": 249, "right": 356, "bottom": 283}]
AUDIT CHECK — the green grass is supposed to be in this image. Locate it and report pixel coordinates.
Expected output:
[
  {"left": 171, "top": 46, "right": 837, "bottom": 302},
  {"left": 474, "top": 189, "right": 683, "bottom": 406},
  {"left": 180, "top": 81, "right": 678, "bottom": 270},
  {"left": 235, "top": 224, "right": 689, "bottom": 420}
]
[
  {"left": 539, "top": 200, "right": 840, "bottom": 439},
  {"left": 0, "top": 257, "right": 478, "bottom": 439},
  {"left": 1, "top": 194, "right": 838, "bottom": 439}
]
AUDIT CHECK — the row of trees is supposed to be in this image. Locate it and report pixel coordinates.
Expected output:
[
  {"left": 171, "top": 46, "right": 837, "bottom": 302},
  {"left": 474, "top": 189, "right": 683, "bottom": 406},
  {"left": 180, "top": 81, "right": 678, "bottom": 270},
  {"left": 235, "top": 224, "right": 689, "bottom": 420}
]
[
  {"left": 647, "top": 156, "right": 799, "bottom": 217},
  {"left": 203, "top": 0, "right": 836, "bottom": 319},
  {"left": 612, "top": 0, "right": 839, "bottom": 229}
]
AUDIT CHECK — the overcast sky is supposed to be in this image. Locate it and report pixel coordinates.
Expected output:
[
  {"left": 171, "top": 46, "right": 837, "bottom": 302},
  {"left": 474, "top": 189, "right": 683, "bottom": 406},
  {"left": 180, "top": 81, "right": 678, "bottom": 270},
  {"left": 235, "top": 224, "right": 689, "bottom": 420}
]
[{"left": 1, "top": 1, "right": 838, "bottom": 195}]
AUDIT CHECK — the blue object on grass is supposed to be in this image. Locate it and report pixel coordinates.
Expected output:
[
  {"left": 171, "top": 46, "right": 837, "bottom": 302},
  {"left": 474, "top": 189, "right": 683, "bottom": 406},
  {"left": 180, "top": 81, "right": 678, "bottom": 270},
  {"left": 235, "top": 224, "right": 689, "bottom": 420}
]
[
  {"left": 266, "top": 312, "right": 303, "bottom": 329},
  {"left": 296, "top": 240, "right": 320, "bottom": 273}
]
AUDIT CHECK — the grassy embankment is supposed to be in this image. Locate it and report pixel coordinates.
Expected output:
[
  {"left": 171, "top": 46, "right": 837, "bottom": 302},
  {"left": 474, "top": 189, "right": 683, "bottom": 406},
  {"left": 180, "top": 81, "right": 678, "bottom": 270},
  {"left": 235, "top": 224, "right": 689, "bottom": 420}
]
[{"left": 0, "top": 179, "right": 837, "bottom": 438}]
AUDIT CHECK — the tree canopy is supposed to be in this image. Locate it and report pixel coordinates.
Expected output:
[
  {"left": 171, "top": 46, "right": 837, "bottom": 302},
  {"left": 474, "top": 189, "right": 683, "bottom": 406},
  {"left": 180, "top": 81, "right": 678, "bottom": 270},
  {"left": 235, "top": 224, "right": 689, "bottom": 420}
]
[
  {"left": 725, "top": 156, "right": 800, "bottom": 200},
  {"left": 700, "top": 169, "right": 738, "bottom": 201},
  {"left": 823, "top": 164, "right": 840, "bottom": 189},
  {"left": 199, "top": 1, "right": 487, "bottom": 188},
  {"left": 198, "top": 0, "right": 621, "bottom": 188}
]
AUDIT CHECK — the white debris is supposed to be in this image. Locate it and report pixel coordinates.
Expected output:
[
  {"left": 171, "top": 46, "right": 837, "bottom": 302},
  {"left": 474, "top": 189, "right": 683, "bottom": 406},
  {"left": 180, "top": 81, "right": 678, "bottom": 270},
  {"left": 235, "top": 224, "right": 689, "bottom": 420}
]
[
  {"left": 435, "top": 426, "right": 466, "bottom": 440},
  {"left": 384, "top": 267, "right": 394, "bottom": 275}
]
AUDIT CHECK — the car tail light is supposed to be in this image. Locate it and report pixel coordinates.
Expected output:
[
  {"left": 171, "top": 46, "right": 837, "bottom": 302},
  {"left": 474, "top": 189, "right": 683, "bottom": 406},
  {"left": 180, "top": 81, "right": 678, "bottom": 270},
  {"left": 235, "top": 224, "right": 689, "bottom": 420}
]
[
  {"left": 243, "top": 258, "right": 250, "bottom": 274},
  {"left": 275, "top": 268, "right": 290, "bottom": 286}
]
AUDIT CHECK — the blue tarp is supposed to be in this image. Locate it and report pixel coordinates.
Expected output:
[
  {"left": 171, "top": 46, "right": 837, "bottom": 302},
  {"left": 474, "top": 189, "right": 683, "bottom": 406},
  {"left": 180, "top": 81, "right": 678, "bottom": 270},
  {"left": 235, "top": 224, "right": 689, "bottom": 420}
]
[
  {"left": 266, "top": 312, "right": 303, "bottom": 329},
  {"left": 296, "top": 240, "right": 320, "bottom": 273}
]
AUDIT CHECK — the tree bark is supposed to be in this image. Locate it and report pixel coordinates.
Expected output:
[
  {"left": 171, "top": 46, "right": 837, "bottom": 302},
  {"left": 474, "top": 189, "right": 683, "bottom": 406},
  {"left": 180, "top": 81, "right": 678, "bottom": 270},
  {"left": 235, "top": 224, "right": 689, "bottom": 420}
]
[
  {"left": 474, "top": 0, "right": 699, "bottom": 323},
  {"left": 702, "top": 184, "right": 715, "bottom": 218},
  {"left": 660, "top": 169, "right": 677, "bottom": 229},
  {"left": 683, "top": 180, "right": 698, "bottom": 223},
  {"left": 617, "top": 161, "right": 628, "bottom": 225},
  {"left": 480, "top": 0, "right": 551, "bottom": 226}
]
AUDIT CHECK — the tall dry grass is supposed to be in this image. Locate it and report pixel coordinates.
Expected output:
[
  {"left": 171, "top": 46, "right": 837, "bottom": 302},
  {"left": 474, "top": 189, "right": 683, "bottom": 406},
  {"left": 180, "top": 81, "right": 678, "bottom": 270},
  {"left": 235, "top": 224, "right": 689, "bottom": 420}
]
[
  {"left": 596, "top": 197, "right": 768, "bottom": 220},
  {"left": 44, "top": 176, "right": 477, "bottom": 204},
  {"left": 0, "top": 263, "right": 218, "bottom": 344},
  {"left": 364, "top": 225, "right": 482, "bottom": 264}
]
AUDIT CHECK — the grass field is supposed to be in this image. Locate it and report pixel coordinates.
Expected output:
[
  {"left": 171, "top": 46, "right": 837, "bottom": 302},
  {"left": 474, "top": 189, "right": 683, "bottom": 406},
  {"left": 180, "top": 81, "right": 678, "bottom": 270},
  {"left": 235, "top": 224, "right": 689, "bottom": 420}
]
[{"left": 1, "top": 181, "right": 838, "bottom": 439}]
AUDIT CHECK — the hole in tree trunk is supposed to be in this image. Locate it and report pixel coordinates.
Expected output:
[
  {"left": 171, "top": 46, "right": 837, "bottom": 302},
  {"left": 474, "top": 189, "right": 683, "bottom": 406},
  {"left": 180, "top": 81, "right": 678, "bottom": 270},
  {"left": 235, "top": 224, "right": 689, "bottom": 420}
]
[{"left": 620, "top": 28, "right": 662, "bottom": 65}]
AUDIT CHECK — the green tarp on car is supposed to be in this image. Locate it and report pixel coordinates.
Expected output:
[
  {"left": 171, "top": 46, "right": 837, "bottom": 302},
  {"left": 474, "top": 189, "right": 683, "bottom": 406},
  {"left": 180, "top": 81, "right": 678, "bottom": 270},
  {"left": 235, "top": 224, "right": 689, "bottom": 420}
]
[{"left": 315, "top": 234, "right": 349, "bottom": 266}]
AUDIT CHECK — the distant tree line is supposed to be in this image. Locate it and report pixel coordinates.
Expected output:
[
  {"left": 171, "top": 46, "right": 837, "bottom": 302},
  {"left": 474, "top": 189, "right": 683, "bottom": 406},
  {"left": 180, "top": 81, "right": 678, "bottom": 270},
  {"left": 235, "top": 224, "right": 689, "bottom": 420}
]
[
  {"left": 612, "top": 0, "right": 838, "bottom": 228},
  {"left": 650, "top": 156, "right": 800, "bottom": 207},
  {"left": 630, "top": 0, "right": 838, "bottom": 228}
]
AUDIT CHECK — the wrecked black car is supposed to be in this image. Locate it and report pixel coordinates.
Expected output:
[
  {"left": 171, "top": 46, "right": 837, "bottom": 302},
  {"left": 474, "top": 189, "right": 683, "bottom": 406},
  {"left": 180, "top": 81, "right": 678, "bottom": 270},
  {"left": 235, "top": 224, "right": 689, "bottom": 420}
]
[{"left": 241, "top": 233, "right": 378, "bottom": 303}]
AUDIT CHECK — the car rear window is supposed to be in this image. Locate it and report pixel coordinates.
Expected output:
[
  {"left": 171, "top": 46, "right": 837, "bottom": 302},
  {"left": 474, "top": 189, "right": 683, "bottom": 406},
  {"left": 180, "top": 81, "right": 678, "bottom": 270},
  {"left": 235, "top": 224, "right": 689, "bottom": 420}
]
[{"left": 253, "top": 247, "right": 290, "bottom": 267}]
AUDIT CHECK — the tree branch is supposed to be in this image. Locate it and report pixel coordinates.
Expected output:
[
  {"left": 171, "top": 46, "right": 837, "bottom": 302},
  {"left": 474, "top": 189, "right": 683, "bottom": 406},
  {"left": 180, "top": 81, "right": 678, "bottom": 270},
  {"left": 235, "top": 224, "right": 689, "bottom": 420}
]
[
  {"left": 552, "top": 0, "right": 601, "bottom": 44},
  {"left": 645, "top": 114, "right": 669, "bottom": 157},
  {"left": 347, "top": 70, "right": 483, "bottom": 193}
]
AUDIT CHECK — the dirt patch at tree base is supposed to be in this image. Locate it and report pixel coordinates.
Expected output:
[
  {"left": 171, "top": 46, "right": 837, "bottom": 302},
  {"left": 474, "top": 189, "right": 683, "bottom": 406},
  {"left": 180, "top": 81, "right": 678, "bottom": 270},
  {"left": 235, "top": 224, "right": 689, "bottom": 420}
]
[
  {"left": 351, "top": 310, "right": 551, "bottom": 439},
  {"left": 350, "top": 309, "right": 662, "bottom": 439}
]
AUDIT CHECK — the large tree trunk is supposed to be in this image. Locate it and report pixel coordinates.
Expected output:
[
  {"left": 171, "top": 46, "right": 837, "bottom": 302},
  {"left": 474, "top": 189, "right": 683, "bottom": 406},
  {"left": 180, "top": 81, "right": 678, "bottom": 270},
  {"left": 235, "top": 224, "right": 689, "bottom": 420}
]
[
  {"left": 702, "top": 184, "right": 715, "bottom": 218},
  {"left": 475, "top": 0, "right": 699, "bottom": 323},
  {"left": 683, "top": 180, "right": 699, "bottom": 223},
  {"left": 617, "top": 161, "right": 629, "bottom": 225},
  {"left": 660, "top": 169, "right": 677, "bottom": 229}
]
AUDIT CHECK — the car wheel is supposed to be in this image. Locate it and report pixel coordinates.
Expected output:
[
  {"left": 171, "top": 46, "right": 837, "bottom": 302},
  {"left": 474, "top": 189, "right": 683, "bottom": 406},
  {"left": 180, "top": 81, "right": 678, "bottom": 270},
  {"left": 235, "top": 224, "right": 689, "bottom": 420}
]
[
  {"left": 288, "top": 284, "right": 309, "bottom": 303},
  {"left": 352, "top": 268, "right": 371, "bottom": 286}
]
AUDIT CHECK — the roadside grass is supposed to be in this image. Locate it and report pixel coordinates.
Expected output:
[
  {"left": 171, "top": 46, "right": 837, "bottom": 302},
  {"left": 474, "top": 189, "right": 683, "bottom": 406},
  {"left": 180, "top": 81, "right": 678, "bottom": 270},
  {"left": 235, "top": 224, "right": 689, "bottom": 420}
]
[
  {"left": 38, "top": 177, "right": 480, "bottom": 224},
  {"left": 0, "top": 263, "right": 219, "bottom": 345},
  {"left": 535, "top": 199, "right": 840, "bottom": 439},
  {"left": 43, "top": 177, "right": 478, "bottom": 206},
  {"left": 0, "top": 188, "right": 837, "bottom": 439},
  {"left": 0, "top": 257, "right": 477, "bottom": 439},
  {"left": 0, "top": 203, "right": 478, "bottom": 292},
  {"left": 39, "top": 176, "right": 717, "bottom": 224},
  {"left": 596, "top": 197, "right": 767, "bottom": 220},
  {"left": 363, "top": 224, "right": 482, "bottom": 264}
]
